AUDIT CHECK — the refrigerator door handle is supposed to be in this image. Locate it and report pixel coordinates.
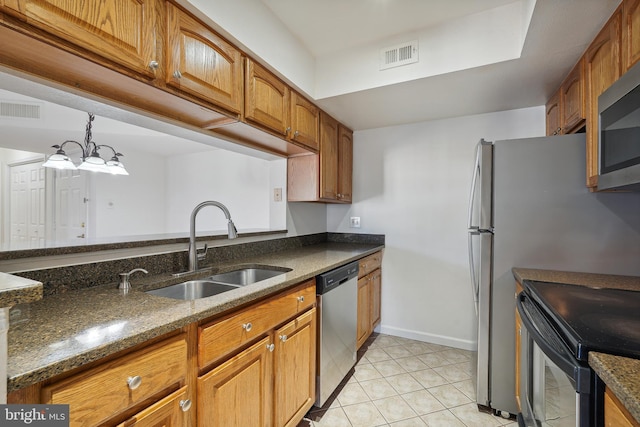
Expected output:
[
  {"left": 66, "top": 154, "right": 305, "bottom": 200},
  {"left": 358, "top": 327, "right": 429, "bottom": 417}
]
[
  {"left": 468, "top": 142, "right": 482, "bottom": 230},
  {"left": 468, "top": 230, "right": 479, "bottom": 314}
]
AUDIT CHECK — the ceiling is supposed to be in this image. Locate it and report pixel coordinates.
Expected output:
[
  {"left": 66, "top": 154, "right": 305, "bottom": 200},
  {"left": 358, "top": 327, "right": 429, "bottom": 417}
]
[{"left": 258, "top": 0, "right": 621, "bottom": 130}]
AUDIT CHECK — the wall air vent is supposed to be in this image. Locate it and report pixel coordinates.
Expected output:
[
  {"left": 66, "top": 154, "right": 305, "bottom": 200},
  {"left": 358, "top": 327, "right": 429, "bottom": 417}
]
[
  {"left": 380, "top": 40, "right": 419, "bottom": 70},
  {"left": 0, "top": 101, "right": 41, "bottom": 119}
]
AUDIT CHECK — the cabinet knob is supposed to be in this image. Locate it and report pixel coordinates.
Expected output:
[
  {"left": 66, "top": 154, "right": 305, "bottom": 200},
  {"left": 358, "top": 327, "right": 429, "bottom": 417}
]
[
  {"left": 297, "top": 296, "right": 305, "bottom": 303},
  {"left": 127, "top": 375, "right": 142, "bottom": 390},
  {"left": 180, "top": 399, "right": 192, "bottom": 412},
  {"left": 280, "top": 334, "right": 288, "bottom": 343},
  {"left": 293, "top": 130, "right": 299, "bottom": 138},
  {"left": 148, "top": 60, "right": 159, "bottom": 70},
  {"left": 284, "top": 126, "right": 291, "bottom": 136},
  {"left": 173, "top": 70, "right": 183, "bottom": 79},
  {"left": 267, "top": 343, "right": 275, "bottom": 352},
  {"left": 242, "top": 322, "right": 253, "bottom": 332}
]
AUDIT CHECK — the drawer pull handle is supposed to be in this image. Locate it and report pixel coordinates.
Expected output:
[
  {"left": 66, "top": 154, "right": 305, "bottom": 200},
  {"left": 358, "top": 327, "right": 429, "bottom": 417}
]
[
  {"left": 280, "top": 334, "right": 288, "bottom": 343},
  {"left": 242, "top": 322, "right": 253, "bottom": 332},
  {"left": 127, "top": 376, "right": 142, "bottom": 390},
  {"left": 267, "top": 343, "right": 275, "bottom": 352},
  {"left": 173, "top": 70, "right": 182, "bottom": 79},
  {"left": 297, "top": 296, "right": 305, "bottom": 302},
  {"left": 148, "top": 60, "right": 159, "bottom": 70},
  {"left": 180, "top": 399, "right": 192, "bottom": 412}
]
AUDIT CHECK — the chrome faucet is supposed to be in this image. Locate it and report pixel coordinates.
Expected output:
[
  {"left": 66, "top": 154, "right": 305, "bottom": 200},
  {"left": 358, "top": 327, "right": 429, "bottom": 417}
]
[
  {"left": 188, "top": 201, "right": 238, "bottom": 272},
  {"left": 119, "top": 268, "right": 148, "bottom": 291}
]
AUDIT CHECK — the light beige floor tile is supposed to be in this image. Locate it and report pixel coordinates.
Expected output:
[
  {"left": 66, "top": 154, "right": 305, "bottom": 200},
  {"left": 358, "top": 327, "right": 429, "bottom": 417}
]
[
  {"left": 342, "top": 402, "right": 388, "bottom": 427},
  {"left": 421, "top": 409, "right": 466, "bottom": 427},
  {"left": 452, "top": 379, "right": 476, "bottom": 400},
  {"left": 433, "top": 363, "right": 472, "bottom": 382},
  {"left": 410, "top": 368, "right": 449, "bottom": 389},
  {"left": 372, "top": 359, "right": 406, "bottom": 377},
  {"left": 416, "top": 351, "right": 451, "bottom": 368},
  {"left": 337, "top": 382, "right": 371, "bottom": 406},
  {"left": 395, "top": 356, "right": 429, "bottom": 372},
  {"left": 449, "top": 402, "right": 505, "bottom": 427},
  {"left": 401, "top": 389, "right": 446, "bottom": 415},
  {"left": 438, "top": 349, "right": 472, "bottom": 363},
  {"left": 403, "top": 342, "right": 436, "bottom": 356},
  {"left": 354, "top": 363, "right": 383, "bottom": 382},
  {"left": 428, "top": 384, "right": 473, "bottom": 408},
  {"left": 384, "top": 345, "right": 414, "bottom": 359},
  {"left": 360, "top": 378, "right": 399, "bottom": 400},
  {"left": 374, "top": 395, "right": 418, "bottom": 423},
  {"left": 389, "top": 417, "right": 428, "bottom": 427},
  {"left": 308, "top": 408, "right": 353, "bottom": 427},
  {"left": 385, "top": 373, "right": 424, "bottom": 394},
  {"left": 372, "top": 335, "right": 401, "bottom": 348},
  {"left": 364, "top": 348, "right": 393, "bottom": 363}
]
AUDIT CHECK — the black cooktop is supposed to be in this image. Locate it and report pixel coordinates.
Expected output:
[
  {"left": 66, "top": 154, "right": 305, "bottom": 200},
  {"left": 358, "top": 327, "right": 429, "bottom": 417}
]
[{"left": 524, "top": 280, "right": 640, "bottom": 361}]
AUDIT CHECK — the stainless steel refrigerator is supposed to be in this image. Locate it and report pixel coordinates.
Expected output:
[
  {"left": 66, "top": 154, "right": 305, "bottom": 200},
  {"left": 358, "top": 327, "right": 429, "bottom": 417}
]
[{"left": 467, "top": 134, "right": 640, "bottom": 417}]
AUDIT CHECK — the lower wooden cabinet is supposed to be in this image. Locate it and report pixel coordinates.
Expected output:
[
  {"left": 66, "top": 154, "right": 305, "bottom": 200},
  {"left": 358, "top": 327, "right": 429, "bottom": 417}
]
[
  {"left": 356, "top": 251, "right": 383, "bottom": 349},
  {"left": 515, "top": 280, "right": 524, "bottom": 411},
  {"left": 604, "top": 387, "right": 640, "bottom": 427},
  {"left": 118, "top": 386, "right": 191, "bottom": 427}
]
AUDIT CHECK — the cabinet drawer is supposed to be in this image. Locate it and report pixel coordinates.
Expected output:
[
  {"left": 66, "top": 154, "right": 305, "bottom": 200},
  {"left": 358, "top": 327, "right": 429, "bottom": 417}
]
[
  {"left": 42, "top": 334, "right": 188, "bottom": 427},
  {"left": 359, "top": 252, "right": 382, "bottom": 277},
  {"left": 198, "top": 280, "right": 315, "bottom": 369}
]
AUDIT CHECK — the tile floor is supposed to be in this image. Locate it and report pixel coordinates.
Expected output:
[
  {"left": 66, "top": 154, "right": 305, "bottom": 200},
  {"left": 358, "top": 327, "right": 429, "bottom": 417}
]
[{"left": 299, "top": 333, "right": 518, "bottom": 427}]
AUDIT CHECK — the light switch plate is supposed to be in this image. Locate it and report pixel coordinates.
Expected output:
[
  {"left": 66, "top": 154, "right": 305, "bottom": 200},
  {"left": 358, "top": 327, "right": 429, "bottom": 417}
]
[
  {"left": 274, "top": 188, "right": 282, "bottom": 202},
  {"left": 350, "top": 217, "right": 361, "bottom": 228}
]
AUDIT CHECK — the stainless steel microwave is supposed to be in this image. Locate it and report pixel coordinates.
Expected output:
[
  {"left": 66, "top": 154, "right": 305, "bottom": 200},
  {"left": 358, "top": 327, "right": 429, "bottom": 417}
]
[{"left": 598, "top": 60, "right": 640, "bottom": 191}]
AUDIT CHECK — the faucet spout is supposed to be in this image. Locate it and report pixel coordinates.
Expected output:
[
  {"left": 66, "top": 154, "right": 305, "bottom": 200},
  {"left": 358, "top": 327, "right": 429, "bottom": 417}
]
[{"left": 188, "top": 201, "right": 238, "bottom": 272}]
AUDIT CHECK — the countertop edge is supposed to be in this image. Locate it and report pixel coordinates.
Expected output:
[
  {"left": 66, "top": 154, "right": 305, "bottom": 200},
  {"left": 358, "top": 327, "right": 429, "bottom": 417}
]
[
  {"left": 0, "top": 273, "right": 43, "bottom": 307},
  {"left": 589, "top": 352, "right": 640, "bottom": 424}
]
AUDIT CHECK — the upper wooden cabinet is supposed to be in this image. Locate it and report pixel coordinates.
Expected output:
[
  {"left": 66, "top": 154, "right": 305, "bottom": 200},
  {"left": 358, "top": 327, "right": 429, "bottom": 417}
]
[
  {"left": 2, "top": 0, "right": 160, "bottom": 78},
  {"left": 560, "top": 59, "right": 586, "bottom": 134},
  {"left": 245, "top": 59, "right": 320, "bottom": 152},
  {"left": 319, "top": 112, "right": 340, "bottom": 200},
  {"left": 585, "top": 7, "right": 622, "bottom": 189},
  {"left": 337, "top": 125, "right": 354, "bottom": 203},
  {"left": 623, "top": 0, "right": 640, "bottom": 71},
  {"left": 165, "top": 3, "right": 243, "bottom": 115},
  {"left": 545, "top": 89, "right": 562, "bottom": 136}
]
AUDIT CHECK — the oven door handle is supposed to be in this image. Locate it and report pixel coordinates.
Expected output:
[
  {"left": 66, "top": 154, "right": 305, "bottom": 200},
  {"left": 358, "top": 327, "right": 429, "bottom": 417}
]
[{"left": 516, "top": 294, "right": 592, "bottom": 393}]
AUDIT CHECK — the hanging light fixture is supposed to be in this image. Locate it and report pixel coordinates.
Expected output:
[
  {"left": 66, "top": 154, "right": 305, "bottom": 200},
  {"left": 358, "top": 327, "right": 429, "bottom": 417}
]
[{"left": 42, "top": 113, "right": 129, "bottom": 175}]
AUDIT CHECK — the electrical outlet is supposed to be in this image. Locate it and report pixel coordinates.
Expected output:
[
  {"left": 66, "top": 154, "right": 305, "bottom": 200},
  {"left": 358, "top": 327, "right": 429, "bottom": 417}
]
[
  {"left": 350, "top": 217, "right": 361, "bottom": 228},
  {"left": 274, "top": 187, "right": 282, "bottom": 202}
]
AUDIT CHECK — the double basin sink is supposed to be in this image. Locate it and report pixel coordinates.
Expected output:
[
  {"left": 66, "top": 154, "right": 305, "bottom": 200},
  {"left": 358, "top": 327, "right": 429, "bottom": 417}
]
[{"left": 146, "top": 266, "right": 291, "bottom": 300}]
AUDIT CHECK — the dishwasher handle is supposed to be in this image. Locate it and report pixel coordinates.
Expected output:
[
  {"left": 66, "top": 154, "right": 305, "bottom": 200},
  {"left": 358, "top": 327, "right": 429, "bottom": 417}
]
[{"left": 316, "top": 261, "right": 360, "bottom": 295}]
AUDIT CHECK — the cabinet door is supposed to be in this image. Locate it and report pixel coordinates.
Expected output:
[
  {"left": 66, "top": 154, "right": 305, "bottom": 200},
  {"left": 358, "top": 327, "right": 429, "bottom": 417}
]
[
  {"left": 561, "top": 59, "right": 586, "bottom": 133},
  {"left": 197, "top": 336, "right": 273, "bottom": 427},
  {"left": 166, "top": 3, "right": 243, "bottom": 114},
  {"left": 117, "top": 387, "right": 191, "bottom": 427},
  {"left": 3, "top": 0, "right": 159, "bottom": 78},
  {"left": 370, "top": 269, "right": 381, "bottom": 330},
  {"left": 545, "top": 89, "right": 562, "bottom": 136},
  {"left": 273, "top": 308, "right": 317, "bottom": 427},
  {"left": 623, "top": 0, "right": 640, "bottom": 70},
  {"left": 337, "top": 125, "right": 353, "bottom": 203},
  {"left": 245, "top": 59, "right": 290, "bottom": 136},
  {"left": 585, "top": 7, "right": 622, "bottom": 188},
  {"left": 357, "top": 276, "right": 371, "bottom": 349},
  {"left": 290, "top": 92, "right": 320, "bottom": 151},
  {"left": 319, "top": 112, "right": 339, "bottom": 201}
]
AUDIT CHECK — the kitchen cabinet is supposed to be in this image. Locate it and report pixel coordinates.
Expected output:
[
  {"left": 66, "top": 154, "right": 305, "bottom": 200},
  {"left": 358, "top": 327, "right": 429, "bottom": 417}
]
[
  {"left": 515, "top": 280, "right": 524, "bottom": 411},
  {"left": 604, "top": 387, "right": 640, "bottom": 427},
  {"left": 287, "top": 112, "right": 353, "bottom": 203},
  {"left": 584, "top": 7, "right": 622, "bottom": 189},
  {"left": 117, "top": 386, "right": 191, "bottom": 427},
  {"left": 41, "top": 333, "right": 189, "bottom": 427},
  {"left": 545, "top": 89, "right": 562, "bottom": 136},
  {"left": 1, "top": 0, "right": 160, "bottom": 79},
  {"left": 560, "top": 59, "right": 586, "bottom": 134},
  {"left": 357, "top": 251, "right": 383, "bottom": 349},
  {"left": 623, "top": 0, "right": 640, "bottom": 71},
  {"left": 244, "top": 59, "right": 320, "bottom": 152},
  {"left": 165, "top": 2, "right": 244, "bottom": 115}
]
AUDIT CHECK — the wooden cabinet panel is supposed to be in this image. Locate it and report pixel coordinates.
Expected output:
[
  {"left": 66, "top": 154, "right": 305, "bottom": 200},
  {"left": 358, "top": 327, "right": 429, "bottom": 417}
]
[
  {"left": 197, "top": 336, "right": 273, "bottom": 427},
  {"left": 624, "top": 0, "right": 640, "bottom": 70},
  {"left": 545, "top": 89, "right": 562, "bottom": 136},
  {"left": 356, "top": 275, "right": 371, "bottom": 349},
  {"left": 245, "top": 58, "right": 290, "bottom": 136},
  {"left": 166, "top": 3, "right": 243, "bottom": 114},
  {"left": 273, "top": 308, "right": 316, "bottom": 427},
  {"left": 2, "top": 0, "right": 159, "bottom": 78},
  {"left": 198, "top": 280, "right": 315, "bottom": 368},
  {"left": 604, "top": 387, "right": 640, "bottom": 427},
  {"left": 337, "top": 125, "right": 353, "bottom": 203},
  {"left": 290, "top": 92, "right": 320, "bottom": 151},
  {"left": 371, "top": 269, "right": 381, "bottom": 329},
  {"left": 585, "top": 7, "right": 622, "bottom": 188},
  {"left": 42, "top": 334, "right": 188, "bottom": 427},
  {"left": 117, "top": 386, "right": 191, "bottom": 427},
  {"left": 561, "top": 59, "right": 586, "bottom": 133},
  {"left": 319, "top": 111, "right": 339, "bottom": 200},
  {"left": 358, "top": 252, "right": 382, "bottom": 277}
]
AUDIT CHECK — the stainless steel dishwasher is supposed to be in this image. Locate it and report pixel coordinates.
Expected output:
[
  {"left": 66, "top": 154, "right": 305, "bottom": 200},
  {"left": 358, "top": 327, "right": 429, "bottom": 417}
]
[{"left": 315, "top": 261, "right": 359, "bottom": 407}]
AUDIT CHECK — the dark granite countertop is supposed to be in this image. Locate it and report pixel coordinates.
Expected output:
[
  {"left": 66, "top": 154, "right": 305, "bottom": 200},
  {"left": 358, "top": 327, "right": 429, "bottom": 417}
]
[
  {"left": 0, "top": 273, "right": 43, "bottom": 307},
  {"left": 513, "top": 268, "right": 640, "bottom": 424},
  {"left": 590, "top": 352, "right": 640, "bottom": 424},
  {"left": 8, "top": 242, "right": 383, "bottom": 392}
]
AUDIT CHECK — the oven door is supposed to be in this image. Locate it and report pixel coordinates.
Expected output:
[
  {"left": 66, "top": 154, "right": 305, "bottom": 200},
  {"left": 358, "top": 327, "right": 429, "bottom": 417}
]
[{"left": 516, "top": 294, "right": 594, "bottom": 427}]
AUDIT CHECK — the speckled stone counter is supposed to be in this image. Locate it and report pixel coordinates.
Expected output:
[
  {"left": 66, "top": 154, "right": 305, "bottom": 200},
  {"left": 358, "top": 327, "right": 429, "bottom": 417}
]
[
  {"left": 7, "top": 242, "right": 383, "bottom": 393},
  {"left": 590, "top": 352, "right": 640, "bottom": 424},
  {"left": 512, "top": 268, "right": 640, "bottom": 292},
  {"left": 0, "top": 272, "right": 42, "bottom": 307}
]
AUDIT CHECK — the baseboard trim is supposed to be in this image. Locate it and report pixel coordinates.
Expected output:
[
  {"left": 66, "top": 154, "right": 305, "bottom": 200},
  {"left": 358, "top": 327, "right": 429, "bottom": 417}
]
[{"left": 379, "top": 324, "right": 477, "bottom": 351}]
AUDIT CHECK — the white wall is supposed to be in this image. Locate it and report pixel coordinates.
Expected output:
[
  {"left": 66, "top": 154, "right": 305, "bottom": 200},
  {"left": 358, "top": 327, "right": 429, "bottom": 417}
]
[{"left": 327, "top": 106, "right": 545, "bottom": 349}]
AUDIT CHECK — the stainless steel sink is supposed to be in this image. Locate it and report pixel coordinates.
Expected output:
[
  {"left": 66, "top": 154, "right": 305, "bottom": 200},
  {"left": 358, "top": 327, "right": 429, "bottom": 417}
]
[
  {"left": 146, "top": 280, "right": 240, "bottom": 300},
  {"left": 205, "top": 266, "right": 291, "bottom": 286}
]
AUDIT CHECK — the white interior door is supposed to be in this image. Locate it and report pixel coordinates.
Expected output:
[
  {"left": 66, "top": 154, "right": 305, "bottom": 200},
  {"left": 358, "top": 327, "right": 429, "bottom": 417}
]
[
  {"left": 54, "top": 169, "right": 87, "bottom": 244},
  {"left": 9, "top": 162, "right": 45, "bottom": 249}
]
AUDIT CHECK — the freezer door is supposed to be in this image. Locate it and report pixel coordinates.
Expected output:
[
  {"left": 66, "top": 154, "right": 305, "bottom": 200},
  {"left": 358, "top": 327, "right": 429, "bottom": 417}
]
[{"left": 468, "top": 139, "right": 494, "bottom": 232}]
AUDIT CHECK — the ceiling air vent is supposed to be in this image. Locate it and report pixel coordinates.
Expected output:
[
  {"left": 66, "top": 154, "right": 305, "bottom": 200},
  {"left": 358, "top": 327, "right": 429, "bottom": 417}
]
[
  {"left": 0, "top": 101, "right": 41, "bottom": 119},
  {"left": 380, "top": 40, "right": 419, "bottom": 70}
]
